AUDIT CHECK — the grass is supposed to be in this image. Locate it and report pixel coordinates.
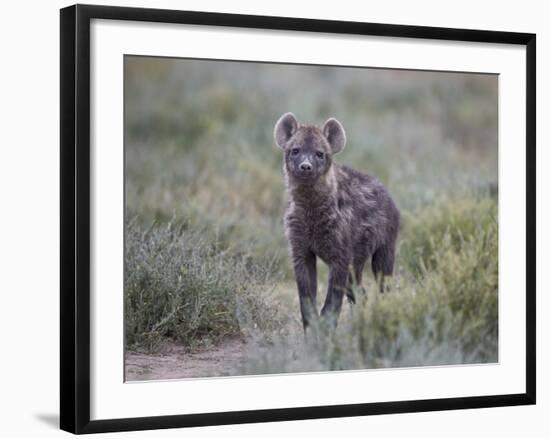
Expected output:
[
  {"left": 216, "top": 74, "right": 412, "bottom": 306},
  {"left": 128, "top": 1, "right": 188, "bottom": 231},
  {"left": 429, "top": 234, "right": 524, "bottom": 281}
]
[{"left": 124, "top": 56, "right": 498, "bottom": 374}]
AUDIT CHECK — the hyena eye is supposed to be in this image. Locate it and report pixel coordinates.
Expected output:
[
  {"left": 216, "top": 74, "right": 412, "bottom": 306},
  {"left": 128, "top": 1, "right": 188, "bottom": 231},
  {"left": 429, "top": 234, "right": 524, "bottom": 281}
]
[
  {"left": 316, "top": 151, "right": 325, "bottom": 159},
  {"left": 291, "top": 148, "right": 300, "bottom": 155}
]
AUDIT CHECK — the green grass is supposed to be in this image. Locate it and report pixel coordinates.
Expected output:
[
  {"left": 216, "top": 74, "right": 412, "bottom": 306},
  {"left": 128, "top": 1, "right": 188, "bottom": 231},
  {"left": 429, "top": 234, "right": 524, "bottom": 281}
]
[{"left": 124, "top": 56, "right": 498, "bottom": 372}]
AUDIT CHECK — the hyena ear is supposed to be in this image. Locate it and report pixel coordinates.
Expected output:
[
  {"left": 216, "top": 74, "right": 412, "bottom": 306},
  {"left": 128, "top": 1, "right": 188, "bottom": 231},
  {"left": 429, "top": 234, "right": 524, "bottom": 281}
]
[
  {"left": 274, "top": 112, "right": 298, "bottom": 149},
  {"left": 322, "top": 118, "right": 346, "bottom": 154}
]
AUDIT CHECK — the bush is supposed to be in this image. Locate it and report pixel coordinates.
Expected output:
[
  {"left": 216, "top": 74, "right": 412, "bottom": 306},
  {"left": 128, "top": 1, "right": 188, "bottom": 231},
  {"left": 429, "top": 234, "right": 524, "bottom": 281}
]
[
  {"left": 399, "top": 196, "right": 497, "bottom": 276},
  {"left": 124, "top": 219, "right": 286, "bottom": 352}
]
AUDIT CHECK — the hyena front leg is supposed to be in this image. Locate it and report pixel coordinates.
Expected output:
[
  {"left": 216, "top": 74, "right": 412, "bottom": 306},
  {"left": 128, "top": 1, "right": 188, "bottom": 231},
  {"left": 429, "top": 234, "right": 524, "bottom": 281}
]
[
  {"left": 292, "top": 250, "right": 318, "bottom": 331},
  {"left": 320, "top": 261, "right": 350, "bottom": 327}
]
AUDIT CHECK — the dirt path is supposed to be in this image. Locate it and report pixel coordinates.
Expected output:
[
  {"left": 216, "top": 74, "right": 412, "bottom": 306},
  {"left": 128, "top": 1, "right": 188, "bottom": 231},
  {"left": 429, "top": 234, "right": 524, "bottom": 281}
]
[
  {"left": 125, "top": 336, "right": 247, "bottom": 381},
  {"left": 124, "top": 283, "right": 303, "bottom": 381}
]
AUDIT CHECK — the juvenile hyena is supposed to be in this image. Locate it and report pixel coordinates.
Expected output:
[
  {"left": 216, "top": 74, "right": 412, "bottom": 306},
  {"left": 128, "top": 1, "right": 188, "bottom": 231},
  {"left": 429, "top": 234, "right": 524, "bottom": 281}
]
[{"left": 274, "top": 112, "right": 400, "bottom": 329}]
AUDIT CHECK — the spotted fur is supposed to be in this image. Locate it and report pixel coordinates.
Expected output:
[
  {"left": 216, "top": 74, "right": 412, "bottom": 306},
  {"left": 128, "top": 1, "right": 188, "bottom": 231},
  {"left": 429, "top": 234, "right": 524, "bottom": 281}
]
[{"left": 274, "top": 113, "right": 400, "bottom": 329}]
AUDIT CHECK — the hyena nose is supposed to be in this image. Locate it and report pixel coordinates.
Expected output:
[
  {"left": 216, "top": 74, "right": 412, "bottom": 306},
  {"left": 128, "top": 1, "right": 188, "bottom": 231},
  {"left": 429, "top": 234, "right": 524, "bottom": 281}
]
[{"left": 300, "top": 161, "right": 312, "bottom": 172}]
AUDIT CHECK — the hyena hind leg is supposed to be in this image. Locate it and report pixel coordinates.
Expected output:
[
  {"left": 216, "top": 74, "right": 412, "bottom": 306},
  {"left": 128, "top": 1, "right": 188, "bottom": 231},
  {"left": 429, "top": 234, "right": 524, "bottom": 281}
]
[
  {"left": 346, "top": 261, "right": 367, "bottom": 304},
  {"left": 371, "top": 244, "right": 395, "bottom": 294}
]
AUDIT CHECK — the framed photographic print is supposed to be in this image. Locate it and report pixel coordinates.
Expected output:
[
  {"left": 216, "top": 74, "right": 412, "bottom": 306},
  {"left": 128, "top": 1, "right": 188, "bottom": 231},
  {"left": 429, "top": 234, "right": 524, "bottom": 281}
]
[{"left": 60, "top": 4, "right": 536, "bottom": 434}]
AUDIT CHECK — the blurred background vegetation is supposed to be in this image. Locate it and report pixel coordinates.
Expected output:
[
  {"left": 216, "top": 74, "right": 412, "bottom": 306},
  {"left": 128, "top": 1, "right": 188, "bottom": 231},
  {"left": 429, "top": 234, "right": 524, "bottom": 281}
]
[{"left": 124, "top": 56, "right": 498, "bottom": 374}]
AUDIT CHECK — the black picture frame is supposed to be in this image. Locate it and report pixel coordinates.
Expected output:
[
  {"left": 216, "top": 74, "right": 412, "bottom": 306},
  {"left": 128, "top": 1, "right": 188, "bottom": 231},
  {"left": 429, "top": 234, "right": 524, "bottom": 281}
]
[{"left": 60, "top": 3, "right": 536, "bottom": 434}]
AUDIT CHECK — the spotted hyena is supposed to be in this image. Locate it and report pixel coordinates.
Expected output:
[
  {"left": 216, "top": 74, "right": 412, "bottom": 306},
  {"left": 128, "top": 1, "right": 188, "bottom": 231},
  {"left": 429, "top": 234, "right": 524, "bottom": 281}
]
[{"left": 274, "top": 112, "right": 400, "bottom": 329}]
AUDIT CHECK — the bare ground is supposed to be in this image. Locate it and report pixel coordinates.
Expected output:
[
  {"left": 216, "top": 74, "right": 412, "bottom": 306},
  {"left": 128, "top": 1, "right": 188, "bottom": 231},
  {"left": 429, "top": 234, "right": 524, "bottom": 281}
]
[
  {"left": 124, "top": 282, "right": 344, "bottom": 381},
  {"left": 125, "top": 336, "right": 248, "bottom": 381}
]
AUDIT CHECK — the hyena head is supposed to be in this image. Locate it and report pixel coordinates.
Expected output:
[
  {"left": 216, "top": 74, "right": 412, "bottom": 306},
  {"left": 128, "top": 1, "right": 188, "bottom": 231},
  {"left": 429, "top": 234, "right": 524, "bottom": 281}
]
[{"left": 274, "top": 113, "right": 346, "bottom": 184}]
